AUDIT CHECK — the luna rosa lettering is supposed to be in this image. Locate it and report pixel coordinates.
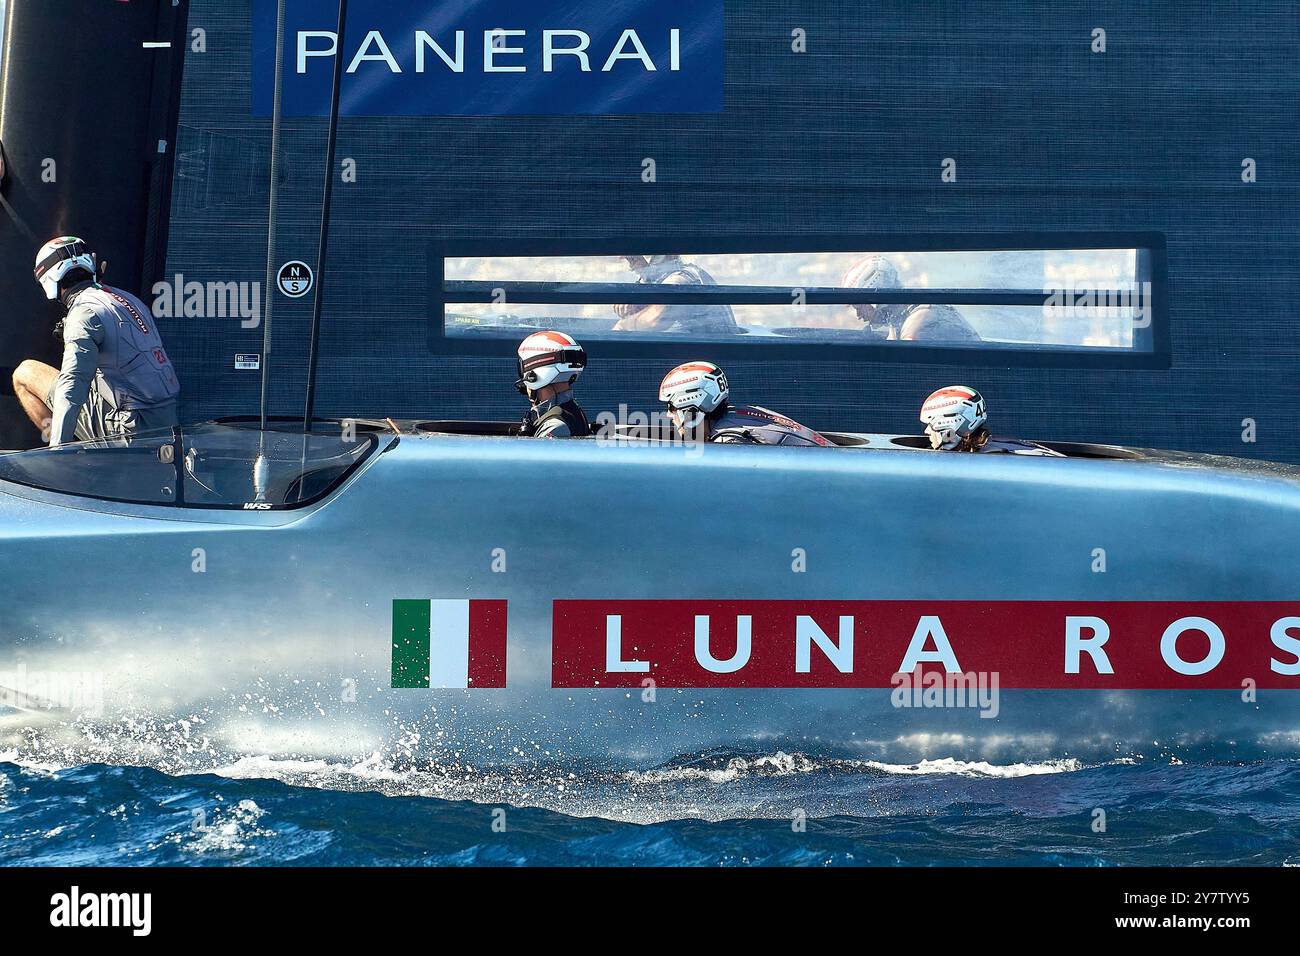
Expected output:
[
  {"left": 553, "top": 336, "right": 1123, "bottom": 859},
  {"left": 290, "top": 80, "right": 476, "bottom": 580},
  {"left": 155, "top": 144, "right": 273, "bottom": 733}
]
[{"left": 551, "top": 601, "right": 1300, "bottom": 689}]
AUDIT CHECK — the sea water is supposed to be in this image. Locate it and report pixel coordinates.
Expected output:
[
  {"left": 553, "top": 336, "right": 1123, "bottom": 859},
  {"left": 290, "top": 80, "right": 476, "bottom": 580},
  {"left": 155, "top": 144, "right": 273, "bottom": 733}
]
[{"left": 2, "top": 751, "right": 1297, "bottom": 866}]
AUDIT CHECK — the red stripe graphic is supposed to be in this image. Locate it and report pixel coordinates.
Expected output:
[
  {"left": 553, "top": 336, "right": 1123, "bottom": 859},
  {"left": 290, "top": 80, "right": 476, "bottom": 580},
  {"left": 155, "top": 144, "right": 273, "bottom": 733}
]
[
  {"left": 468, "top": 600, "right": 508, "bottom": 688},
  {"left": 551, "top": 601, "right": 1300, "bottom": 689}
]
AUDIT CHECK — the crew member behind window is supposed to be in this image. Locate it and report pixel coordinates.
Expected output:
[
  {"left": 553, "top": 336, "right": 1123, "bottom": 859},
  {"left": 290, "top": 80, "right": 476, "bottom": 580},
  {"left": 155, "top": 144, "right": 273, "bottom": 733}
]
[
  {"left": 843, "top": 255, "right": 981, "bottom": 343},
  {"left": 919, "top": 385, "right": 1062, "bottom": 455},
  {"left": 611, "top": 255, "right": 739, "bottom": 336},
  {"left": 516, "top": 330, "right": 592, "bottom": 438},
  {"left": 658, "top": 361, "right": 832, "bottom": 446},
  {"left": 12, "top": 236, "right": 180, "bottom": 447}
]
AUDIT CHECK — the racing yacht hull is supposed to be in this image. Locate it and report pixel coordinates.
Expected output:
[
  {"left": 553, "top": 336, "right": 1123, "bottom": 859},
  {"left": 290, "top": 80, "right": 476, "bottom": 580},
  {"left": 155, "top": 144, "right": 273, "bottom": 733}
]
[{"left": 2, "top": 429, "right": 1299, "bottom": 771}]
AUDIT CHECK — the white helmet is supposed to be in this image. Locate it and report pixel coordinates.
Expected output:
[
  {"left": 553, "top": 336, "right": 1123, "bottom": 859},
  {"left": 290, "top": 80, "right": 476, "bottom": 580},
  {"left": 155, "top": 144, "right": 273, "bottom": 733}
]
[
  {"left": 842, "top": 255, "right": 900, "bottom": 291},
  {"left": 842, "top": 255, "right": 902, "bottom": 329},
  {"left": 516, "top": 330, "right": 586, "bottom": 395},
  {"left": 659, "top": 361, "right": 729, "bottom": 430},
  {"left": 34, "top": 236, "right": 97, "bottom": 301},
  {"left": 920, "top": 385, "right": 988, "bottom": 450}
]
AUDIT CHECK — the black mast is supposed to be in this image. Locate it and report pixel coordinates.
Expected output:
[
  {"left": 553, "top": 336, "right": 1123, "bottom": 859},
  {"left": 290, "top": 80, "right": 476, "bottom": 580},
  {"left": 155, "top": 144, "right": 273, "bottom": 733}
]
[
  {"left": 258, "top": 0, "right": 288, "bottom": 432},
  {"left": 302, "top": 0, "right": 349, "bottom": 432}
]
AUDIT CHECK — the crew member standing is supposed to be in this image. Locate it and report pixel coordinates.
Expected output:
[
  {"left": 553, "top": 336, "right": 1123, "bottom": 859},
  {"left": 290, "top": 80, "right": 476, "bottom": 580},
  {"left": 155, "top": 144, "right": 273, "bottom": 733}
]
[{"left": 12, "top": 236, "right": 180, "bottom": 446}]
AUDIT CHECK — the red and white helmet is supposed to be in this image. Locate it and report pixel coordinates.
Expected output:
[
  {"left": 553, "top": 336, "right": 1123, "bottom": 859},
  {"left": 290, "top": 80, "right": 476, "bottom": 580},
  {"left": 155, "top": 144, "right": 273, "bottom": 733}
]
[
  {"left": 920, "top": 385, "right": 987, "bottom": 450},
  {"left": 659, "top": 361, "right": 729, "bottom": 429},
  {"left": 516, "top": 330, "right": 586, "bottom": 395},
  {"left": 34, "top": 236, "right": 97, "bottom": 301}
]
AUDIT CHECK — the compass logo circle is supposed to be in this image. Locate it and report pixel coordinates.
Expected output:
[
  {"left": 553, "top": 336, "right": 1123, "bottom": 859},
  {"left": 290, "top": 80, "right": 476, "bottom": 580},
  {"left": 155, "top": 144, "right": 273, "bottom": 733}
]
[{"left": 277, "top": 260, "right": 314, "bottom": 298}]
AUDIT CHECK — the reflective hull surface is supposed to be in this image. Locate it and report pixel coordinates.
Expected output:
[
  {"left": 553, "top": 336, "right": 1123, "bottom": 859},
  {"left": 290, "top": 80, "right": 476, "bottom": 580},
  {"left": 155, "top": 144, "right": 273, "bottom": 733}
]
[{"left": 2, "top": 432, "right": 1299, "bottom": 771}]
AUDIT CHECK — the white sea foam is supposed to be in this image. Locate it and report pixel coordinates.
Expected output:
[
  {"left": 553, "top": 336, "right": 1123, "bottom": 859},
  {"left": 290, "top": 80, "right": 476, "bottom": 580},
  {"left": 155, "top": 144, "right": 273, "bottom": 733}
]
[
  {"left": 215, "top": 751, "right": 412, "bottom": 787},
  {"left": 859, "top": 757, "right": 1083, "bottom": 777},
  {"left": 623, "top": 752, "right": 1084, "bottom": 785},
  {"left": 0, "top": 749, "right": 62, "bottom": 775},
  {"left": 196, "top": 748, "right": 1098, "bottom": 826},
  {"left": 625, "top": 752, "right": 821, "bottom": 785},
  {"left": 171, "top": 799, "right": 273, "bottom": 857}
]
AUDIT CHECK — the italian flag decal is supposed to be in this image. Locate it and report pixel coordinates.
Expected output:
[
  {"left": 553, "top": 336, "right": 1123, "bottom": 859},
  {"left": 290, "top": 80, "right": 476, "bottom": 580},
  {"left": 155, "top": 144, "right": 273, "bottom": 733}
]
[{"left": 391, "top": 599, "right": 507, "bottom": 689}]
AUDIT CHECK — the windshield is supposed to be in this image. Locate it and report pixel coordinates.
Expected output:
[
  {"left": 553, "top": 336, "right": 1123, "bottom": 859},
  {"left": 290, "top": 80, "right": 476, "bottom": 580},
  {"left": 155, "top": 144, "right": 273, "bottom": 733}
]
[{"left": 0, "top": 423, "right": 378, "bottom": 509}]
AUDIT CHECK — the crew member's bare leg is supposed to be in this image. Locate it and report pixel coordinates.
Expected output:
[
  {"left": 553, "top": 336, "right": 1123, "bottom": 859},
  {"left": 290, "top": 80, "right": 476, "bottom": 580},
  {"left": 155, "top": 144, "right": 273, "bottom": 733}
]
[{"left": 11, "top": 360, "right": 58, "bottom": 431}]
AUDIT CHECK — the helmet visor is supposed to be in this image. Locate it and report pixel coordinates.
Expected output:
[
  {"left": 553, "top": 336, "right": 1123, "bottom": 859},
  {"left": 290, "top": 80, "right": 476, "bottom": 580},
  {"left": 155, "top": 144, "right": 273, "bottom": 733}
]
[{"left": 34, "top": 241, "right": 89, "bottom": 281}]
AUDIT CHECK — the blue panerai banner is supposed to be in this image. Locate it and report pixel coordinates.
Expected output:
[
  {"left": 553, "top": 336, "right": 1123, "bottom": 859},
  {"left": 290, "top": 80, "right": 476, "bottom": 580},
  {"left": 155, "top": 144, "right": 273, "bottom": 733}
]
[{"left": 252, "top": 0, "right": 724, "bottom": 116}]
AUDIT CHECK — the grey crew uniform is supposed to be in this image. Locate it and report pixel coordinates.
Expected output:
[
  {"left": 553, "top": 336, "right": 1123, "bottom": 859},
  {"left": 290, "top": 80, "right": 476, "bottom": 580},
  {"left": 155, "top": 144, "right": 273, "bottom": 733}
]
[
  {"left": 47, "top": 282, "right": 180, "bottom": 446},
  {"left": 875, "top": 303, "right": 982, "bottom": 343}
]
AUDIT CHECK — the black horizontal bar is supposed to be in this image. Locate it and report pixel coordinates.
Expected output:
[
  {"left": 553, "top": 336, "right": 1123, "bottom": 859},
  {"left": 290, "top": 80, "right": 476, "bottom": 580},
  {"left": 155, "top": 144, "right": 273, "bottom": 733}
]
[
  {"left": 435, "top": 231, "right": 1159, "bottom": 258},
  {"left": 435, "top": 332, "right": 1169, "bottom": 370},
  {"left": 443, "top": 281, "right": 1145, "bottom": 308}
]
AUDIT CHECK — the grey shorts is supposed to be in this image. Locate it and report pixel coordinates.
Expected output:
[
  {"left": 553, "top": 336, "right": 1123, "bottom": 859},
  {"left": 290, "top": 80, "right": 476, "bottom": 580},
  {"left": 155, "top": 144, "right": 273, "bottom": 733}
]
[{"left": 47, "top": 376, "right": 178, "bottom": 443}]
